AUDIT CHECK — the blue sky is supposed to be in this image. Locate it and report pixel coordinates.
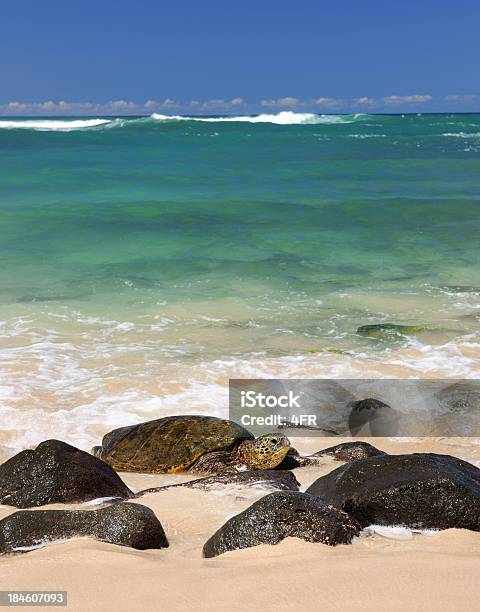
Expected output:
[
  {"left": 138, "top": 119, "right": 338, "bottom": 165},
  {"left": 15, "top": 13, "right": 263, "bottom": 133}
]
[{"left": 1, "top": 0, "right": 478, "bottom": 115}]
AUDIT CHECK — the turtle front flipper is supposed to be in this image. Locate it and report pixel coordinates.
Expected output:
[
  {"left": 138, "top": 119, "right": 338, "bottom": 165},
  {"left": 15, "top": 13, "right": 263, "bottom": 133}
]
[{"left": 188, "top": 450, "right": 240, "bottom": 475}]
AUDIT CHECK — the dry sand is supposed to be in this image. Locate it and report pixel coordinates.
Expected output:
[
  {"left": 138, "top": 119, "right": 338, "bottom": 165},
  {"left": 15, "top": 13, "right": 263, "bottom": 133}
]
[{"left": 1, "top": 437, "right": 479, "bottom": 612}]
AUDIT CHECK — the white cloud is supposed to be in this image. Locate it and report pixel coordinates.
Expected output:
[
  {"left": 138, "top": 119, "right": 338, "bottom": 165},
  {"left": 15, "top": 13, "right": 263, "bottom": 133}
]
[
  {"left": 39, "top": 100, "right": 56, "bottom": 110},
  {"left": 107, "top": 100, "right": 137, "bottom": 111},
  {"left": 199, "top": 99, "right": 229, "bottom": 110},
  {"left": 144, "top": 99, "right": 159, "bottom": 109},
  {"left": 353, "top": 96, "right": 376, "bottom": 107},
  {"left": 1, "top": 94, "right": 455, "bottom": 116},
  {"left": 4, "top": 101, "right": 29, "bottom": 112},
  {"left": 160, "top": 98, "right": 178, "bottom": 108},
  {"left": 51, "top": 100, "right": 98, "bottom": 112},
  {"left": 144, "top": 98, "right": 179, "bottom": 110},
  {"left": 187, "top": 98, "right": 245, "bottom": 111},
  {"left": 261, "top": 97, "right": 301, "bottom": 107},
  {"left": 384, "top": 94, "right": 432, "bottom": 105},
  {"left": 445, "top": 95, "right": 476, "bottom": 102},
  {"left": 0, "top": 99, "right": 143, "bottom": 115},
  {"left": 312, "top": 97, "right": 341, "bottom": 108}
]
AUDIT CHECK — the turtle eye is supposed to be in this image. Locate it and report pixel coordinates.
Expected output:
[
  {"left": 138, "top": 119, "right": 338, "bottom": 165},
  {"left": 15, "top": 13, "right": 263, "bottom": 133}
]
[{"left": 271, "top": 438, "right": 278, "bottom": 444}]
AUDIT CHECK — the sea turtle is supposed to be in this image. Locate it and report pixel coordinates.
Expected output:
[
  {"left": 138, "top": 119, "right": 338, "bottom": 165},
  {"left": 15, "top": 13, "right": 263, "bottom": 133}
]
[{"left": 92, "top": 415, "right": 290, "bottom": 475}]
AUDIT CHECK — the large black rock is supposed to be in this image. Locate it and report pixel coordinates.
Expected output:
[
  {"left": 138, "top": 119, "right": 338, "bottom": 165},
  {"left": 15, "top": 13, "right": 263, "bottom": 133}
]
[
  {"left": 203, "top": 491, "right": 360, "bottom": 557},
  {"left": 275, "top": 442, "right": 386, "bottom": 469},
  {"left": 433, "top": 382, "right": 480, "bottom": 436},
  {"left": 0, "top": 440, "right": 132, "bottom": 508},
  {"left": 137, "top": 469, "right": 300, "bottom": 495},
  {"left": 347, "top": 398, "right": 401, "bottom": 436},
  {"left": 307, "top": 453, "right": 480, "bottom": 530},
  {"left": 0, "top": 503, "right": 168, "bottom": 555},
  {"left": 311, "top": 441, "right": 387, "bottom": 462}
]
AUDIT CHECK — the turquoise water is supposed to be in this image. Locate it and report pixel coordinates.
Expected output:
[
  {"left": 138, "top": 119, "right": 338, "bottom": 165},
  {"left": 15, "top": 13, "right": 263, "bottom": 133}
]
[{"left": 0, "top": 112, "right": 479, "bottom": 451}]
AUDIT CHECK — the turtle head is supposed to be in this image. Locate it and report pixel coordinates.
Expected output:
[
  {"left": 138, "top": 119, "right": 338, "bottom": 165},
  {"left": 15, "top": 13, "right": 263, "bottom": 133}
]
[{"left": 242, "top": 433, "right": 290, "bottom": 470}]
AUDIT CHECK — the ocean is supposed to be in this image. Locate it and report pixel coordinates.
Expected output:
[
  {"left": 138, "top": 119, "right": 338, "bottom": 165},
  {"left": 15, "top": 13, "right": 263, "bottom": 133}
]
[{"left": 0, "top": 111, "right": 479, "bottom": 453}]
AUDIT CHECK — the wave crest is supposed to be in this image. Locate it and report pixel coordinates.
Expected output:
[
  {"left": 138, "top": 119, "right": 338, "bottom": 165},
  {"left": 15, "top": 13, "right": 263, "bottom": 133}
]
[
  {"left": 0, "top": 112, "right": 368, "bottom": 131},
  {"left": 150, "top": 111, "right": 363, "bottom": 125},
  {"left": 0, "top": 118, "right": 113, "bottom": 131}
]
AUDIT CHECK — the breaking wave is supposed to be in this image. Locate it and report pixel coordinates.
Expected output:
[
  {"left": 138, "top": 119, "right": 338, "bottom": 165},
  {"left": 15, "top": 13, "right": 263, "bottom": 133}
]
[
  {"left": 0, "top": 112, "right": 368, "bottom": 131},
  {"left": 150, "top": 111, "right": 365, "bottom": 125},
  {"left": 0, "top": 118, "right": 113, "bottom": 131}
]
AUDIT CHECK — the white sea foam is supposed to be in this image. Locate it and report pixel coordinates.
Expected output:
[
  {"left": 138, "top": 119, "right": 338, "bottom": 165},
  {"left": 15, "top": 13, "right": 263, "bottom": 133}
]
[
  {"left": 442, "top": 132, "right": 480, "bottom": 139},
  {"left": 0, "top": 113, "right": 365, "bottom": 131},
  {"left": 347, "top": 133, "right": 387, "bottom": 139},
  {"left": 363, "top": 525, "right": 439, "bottom": 540},
  {"left": 1, "top": 333, "right": 479, "bottom": 457},
  {"left": 13, "top": 539, "right": 69, "bottom": 552},
  {"left": 81, "top": 496, "right": 122, "bottom": 507},
  {"left": 150, "top": 111, "right": 361, "bottom": 125},
  {"left": 1, "top": 292, "right": 479, "bottom": 458},
  {"left": 0, "top": 119, "right": 113, "bottom": 131}
]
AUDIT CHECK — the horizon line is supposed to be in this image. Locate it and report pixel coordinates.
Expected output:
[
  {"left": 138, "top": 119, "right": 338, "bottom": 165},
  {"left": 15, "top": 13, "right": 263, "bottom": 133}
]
[{"left": 0, "top": 110, "right": 480, "bottom": 119}]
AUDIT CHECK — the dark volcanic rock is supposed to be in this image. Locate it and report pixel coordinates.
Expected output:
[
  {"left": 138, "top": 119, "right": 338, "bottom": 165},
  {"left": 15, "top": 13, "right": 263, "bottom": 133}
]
[
  {"left": 0, "top": 440, "right": 132, "bottom": 508},
  {"left": 312, "top": 441, "right": 387, "bottom": 462},
  {"left": 350, "top": 397, "right": 391, "bottom": 414},
  {"left": 137, "top": 470, "right": 300, "bottom": 496},
  {"left": 274, "top": 442, "right": 386, "bottom": 469},
  {"left": 348, "top": 398, "right": 401, "bottom": 436},
  {"left": 307, "top": 453, "right": 480, "bottom": 530},
  {"left": 203, "top": 491, "right": 361, "bottom": 557},
  {"left": 433, "top": 382, "right": 480, "bottom": 436},
  {"left": 0, "top": 503, "right": 168, "bottom": 555}
]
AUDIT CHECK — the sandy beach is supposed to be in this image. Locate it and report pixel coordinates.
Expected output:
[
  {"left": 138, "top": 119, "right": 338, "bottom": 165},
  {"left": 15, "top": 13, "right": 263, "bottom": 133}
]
[
  {"left": 1, "top": 437, "right": 480, "bottom": 612},
  {"left": 2, "top": 3, "right": 479, "bottom": 610}
]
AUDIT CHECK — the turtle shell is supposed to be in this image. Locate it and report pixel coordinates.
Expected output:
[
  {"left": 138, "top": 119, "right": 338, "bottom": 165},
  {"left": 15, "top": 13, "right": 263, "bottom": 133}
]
[{"left": 97, "top": 415, "right": 254, "bottom": 473}]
